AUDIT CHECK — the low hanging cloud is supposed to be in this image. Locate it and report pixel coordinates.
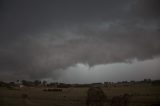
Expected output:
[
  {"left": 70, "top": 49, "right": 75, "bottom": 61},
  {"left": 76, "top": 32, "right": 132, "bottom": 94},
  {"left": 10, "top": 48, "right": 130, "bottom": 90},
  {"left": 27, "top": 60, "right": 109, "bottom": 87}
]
[{"left": 0, "top": 0, "right": 160, "bottom": 81}]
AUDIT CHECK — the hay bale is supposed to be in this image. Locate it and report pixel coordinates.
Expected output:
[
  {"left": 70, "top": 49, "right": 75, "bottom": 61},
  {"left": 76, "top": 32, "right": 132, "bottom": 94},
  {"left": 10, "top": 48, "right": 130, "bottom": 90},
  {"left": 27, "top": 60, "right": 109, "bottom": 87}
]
[
  {"left": 111, "top": 93, "right": 132, "bottom": 106},
  {"left": 86, "top": 87, "right": 107, "bottom": 106}
]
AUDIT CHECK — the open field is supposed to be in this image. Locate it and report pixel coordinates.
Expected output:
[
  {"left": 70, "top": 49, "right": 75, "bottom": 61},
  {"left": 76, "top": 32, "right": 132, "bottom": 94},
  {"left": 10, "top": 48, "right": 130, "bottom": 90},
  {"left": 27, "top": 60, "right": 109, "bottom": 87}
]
[{"left": 0, "top": 85, "right": 160, "bottom": 106}]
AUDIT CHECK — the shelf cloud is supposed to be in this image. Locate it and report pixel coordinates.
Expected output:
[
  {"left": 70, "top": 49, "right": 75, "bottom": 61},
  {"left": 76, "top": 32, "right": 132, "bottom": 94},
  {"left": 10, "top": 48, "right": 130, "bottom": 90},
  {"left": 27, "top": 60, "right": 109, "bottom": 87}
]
[{"left": 0, "top": 0, "right": 160, "bottom": 81}]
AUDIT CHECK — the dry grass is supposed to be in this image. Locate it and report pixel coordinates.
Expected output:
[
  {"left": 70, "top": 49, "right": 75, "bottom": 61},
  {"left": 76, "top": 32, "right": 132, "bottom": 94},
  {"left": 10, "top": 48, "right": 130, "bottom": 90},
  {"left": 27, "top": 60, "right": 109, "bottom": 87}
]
[{"left": 0, "top": 85, "right": 160, "bottom": 106}]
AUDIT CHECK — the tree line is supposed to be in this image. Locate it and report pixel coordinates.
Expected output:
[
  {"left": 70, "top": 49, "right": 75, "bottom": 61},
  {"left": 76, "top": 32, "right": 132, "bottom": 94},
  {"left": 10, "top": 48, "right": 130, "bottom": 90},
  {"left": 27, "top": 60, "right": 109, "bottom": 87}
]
[{"left": 0, "top": 79, "right": 160, "bottom": 88}]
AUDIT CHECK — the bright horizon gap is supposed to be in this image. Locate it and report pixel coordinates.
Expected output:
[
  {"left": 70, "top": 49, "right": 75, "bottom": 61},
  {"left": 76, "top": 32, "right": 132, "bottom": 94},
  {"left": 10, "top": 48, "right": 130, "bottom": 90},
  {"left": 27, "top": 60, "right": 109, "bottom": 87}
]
[{"left": 42, "top": 57, "right": 160, "bottom": 84}]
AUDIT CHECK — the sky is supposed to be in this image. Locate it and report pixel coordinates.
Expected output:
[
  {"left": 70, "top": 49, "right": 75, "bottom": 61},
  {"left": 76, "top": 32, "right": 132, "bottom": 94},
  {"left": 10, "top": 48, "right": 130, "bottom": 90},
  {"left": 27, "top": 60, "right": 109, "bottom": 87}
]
[{"left": 0, "top": 0, "right": 160, "bottom": 83}]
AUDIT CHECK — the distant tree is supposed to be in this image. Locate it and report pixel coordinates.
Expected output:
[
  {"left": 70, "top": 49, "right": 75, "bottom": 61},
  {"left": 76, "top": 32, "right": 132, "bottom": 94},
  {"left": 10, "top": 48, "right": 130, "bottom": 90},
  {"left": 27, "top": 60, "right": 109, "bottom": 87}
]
[
  {"left": 143, "top": 79, "right": 152, "bottom": 83},
  {"left": 21, "top": 80, "right": 27, "bottom": 86},
  {"left": 0, "top": 81, "right": 7, "bottom": 87},
  {"left": 122, "top": 81, "right": 128, "bottom": 83},
  {"left": 130, "top": 80, "right": 135, "bottom": 83},
  {"left": 34, "top": 80, "right": 41, "bottom": 86},
  {"left": 21, "top": 80, "right": 34, "bottom": 86},
  {"left": 42, "top": 81, "right": 47, "bottom": 86},
  {"left": 16, "top": 80, "right": 19, "bottom": 83}
]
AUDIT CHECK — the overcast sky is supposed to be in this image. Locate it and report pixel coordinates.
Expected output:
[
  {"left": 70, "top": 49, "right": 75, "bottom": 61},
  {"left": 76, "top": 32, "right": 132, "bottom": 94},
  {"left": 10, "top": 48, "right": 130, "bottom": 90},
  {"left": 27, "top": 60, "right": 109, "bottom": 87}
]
[{"left": 0, "top": 0, "right": 160, "bottom": 83}]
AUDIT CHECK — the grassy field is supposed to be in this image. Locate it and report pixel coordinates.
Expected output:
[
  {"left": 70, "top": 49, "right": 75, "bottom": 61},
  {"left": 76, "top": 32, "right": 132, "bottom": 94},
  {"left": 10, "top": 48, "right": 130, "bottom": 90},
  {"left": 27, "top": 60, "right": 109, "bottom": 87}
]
[{"left": 0, "top": 85, "right": 160, "bottom": 106}]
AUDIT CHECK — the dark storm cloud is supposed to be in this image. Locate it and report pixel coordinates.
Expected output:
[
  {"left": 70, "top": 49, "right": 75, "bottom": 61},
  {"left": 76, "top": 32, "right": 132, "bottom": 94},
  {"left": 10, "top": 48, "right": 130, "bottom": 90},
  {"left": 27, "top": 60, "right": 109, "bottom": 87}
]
[
  {"left": 0, "top": 0, "right": 133, "bottom": 43},
  {"left": 0, "top": 0, "right": 160, "bottom": 81},
  {"left": 131, "top": 0, "right": 160, "bottom": 19}
]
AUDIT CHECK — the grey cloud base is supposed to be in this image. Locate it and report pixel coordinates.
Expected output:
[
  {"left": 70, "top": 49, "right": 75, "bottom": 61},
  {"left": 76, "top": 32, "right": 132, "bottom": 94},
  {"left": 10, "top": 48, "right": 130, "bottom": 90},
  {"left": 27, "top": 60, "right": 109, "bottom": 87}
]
[{"left": 0, "top": 0, "right": 160, "bottom": 81}]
